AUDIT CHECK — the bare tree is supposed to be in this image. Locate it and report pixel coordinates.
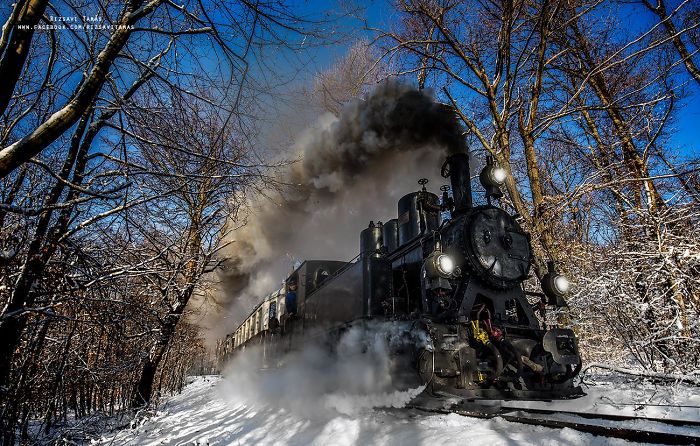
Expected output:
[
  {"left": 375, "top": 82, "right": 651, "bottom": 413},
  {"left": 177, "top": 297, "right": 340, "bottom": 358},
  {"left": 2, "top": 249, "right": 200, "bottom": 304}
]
[
  {"left": 310, "top": 40, "right": 389, "bottom": 116},
  {"left": 569, "top": 203, "right": 700, "bottom": 373},
  {"left": 0, "top": 84, "right": 277, "bottom": 441},
  {"left": 0, "top": 1, "right": 332, "bottom": 440},
  {"left": 123, "top": 89, "right": 267, "bottom": 406},
  {"left": 376, "top": 0, "right": 578, "bottom": 274},
  {"left": 637, "top": 0, "right": 700, "bottom": 85},
  {"left": 0, "top": 0, "right": 322, "bottom": 178}
]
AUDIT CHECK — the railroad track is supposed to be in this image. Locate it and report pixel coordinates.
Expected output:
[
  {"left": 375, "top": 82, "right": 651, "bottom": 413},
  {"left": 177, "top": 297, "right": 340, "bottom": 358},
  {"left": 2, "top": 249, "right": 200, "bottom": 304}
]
[{"left": 407, "top": 401, "right": 700, "bottom": 445}]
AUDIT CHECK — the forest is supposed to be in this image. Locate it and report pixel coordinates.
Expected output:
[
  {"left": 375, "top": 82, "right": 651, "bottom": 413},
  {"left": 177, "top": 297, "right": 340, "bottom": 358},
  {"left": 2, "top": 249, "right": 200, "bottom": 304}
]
[{"left": 0, "top": 0, "right": 698, "bottom": 443}]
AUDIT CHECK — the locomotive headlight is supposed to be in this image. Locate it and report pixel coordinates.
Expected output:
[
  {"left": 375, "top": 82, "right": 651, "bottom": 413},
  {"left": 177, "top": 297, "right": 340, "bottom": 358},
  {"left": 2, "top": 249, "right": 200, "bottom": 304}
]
[
  {"left": 437, "top": 254, "right": 455, "bottom": 276},
  {"left": 479, "top": 156, "right": 506, "bottom": 199},
  {"left": 541, "top": 261, "right": 570, "bottom": 306},
  {"left": 489, "top": 167, "right": 507, "bottom": 185},
  {"left": 553, "top": 275, "right": 570, "bottom": 294},
  {"left": 424, "top": 252, "right": 456, "bottom": 279}
]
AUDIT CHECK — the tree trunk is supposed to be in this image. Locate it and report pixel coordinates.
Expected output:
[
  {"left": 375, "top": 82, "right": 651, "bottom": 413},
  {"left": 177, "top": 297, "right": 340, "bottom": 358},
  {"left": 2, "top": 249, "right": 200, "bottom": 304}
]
[
  {"left": 0, "top": 0, "right": 155, "bottom": 179},
  {"left": 0, "top": 0, "right": 50, "bottom": 116},
  {"left": 0, "top": 107, "right": 93, "bottom": 389},
  {"left": 570, "top": 22, "right": 666, "bottom": 215},
  {"left": 132, "top": 208, "right": 202, "bottom": 407},
  {"left": 132, "top": 321, "right": 177, "bottom": 407},
  {"left": 645, "top": 0, "right": 700, "bottom": 86},
  {"left": 0, "top": 315, "right": 50, "bottom": 445}
]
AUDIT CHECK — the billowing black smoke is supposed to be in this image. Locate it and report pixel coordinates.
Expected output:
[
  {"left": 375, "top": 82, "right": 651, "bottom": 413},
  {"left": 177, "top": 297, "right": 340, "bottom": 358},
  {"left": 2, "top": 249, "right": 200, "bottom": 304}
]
[
  {"left": 290, "top": 81, "right": 464, "bottom": 194},
  {"left": 206, "top": 81, "right": 465, "bottom": 343}
]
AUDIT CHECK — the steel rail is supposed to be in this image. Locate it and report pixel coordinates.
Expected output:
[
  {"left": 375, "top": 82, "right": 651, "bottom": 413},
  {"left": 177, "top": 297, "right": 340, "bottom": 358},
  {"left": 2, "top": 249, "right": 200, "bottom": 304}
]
[{"left": 407, "top": 404, "right": 700, "bottom": 445}]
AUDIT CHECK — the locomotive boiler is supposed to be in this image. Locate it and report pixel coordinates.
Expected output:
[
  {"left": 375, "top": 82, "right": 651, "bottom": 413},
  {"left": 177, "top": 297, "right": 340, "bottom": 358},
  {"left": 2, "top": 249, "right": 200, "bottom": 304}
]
[{"left": 218, "top": 153, "right": 582, "bottom": 400}]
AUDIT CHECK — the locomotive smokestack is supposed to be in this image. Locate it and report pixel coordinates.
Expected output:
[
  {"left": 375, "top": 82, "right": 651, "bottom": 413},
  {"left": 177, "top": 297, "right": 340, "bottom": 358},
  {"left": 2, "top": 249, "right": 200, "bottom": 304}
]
[{"left": 443, "top": 153, "right": 472, "bottom": 214}]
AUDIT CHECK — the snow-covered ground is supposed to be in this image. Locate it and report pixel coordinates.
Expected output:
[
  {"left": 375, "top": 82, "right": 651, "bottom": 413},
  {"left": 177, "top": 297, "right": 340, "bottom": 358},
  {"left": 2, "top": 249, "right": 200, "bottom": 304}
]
[
  {"left": 95, "top": 375, "right": 700, "bottom": 446},
  {"left": 96, "top": 325, "right": 700, "bottom": 446}
]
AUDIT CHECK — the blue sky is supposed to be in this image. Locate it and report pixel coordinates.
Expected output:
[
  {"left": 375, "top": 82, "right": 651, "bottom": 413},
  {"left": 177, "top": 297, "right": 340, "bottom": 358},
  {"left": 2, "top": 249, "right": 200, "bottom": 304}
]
[
  {"left": 670, "top": 92, "right": 700, "bottom": 157},
  {"left": 285, "top": 0, "right": 699, "bottom": 160}
]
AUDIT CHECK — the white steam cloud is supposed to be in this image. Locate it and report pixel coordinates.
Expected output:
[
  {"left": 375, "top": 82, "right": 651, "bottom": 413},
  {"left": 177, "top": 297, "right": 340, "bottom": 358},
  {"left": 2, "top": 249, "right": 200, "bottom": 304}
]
[{"left": 218, "top": 321, "right": 431, "bottom": 417}]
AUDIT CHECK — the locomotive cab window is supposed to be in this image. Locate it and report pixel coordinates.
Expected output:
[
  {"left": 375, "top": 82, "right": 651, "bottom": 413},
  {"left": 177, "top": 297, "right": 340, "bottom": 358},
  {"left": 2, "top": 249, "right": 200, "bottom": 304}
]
[
  {"left": 313, "top": 267, "right": 330, "bottom": 289},
  {"left": 285, "top": 274, "right": 299, "bottom": 316}
]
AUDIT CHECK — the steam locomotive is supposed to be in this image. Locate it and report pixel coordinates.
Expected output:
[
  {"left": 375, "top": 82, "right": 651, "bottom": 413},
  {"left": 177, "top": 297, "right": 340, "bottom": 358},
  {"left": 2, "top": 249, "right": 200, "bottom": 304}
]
[{"left": 218, "top": 153, "right": 582, "bottom": 400}]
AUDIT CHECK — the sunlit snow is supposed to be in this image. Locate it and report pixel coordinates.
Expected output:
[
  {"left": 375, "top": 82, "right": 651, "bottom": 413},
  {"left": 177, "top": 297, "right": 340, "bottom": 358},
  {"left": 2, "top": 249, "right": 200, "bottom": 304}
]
[{"left": 96, "top": 375, "right": 700, "bottom": 446}]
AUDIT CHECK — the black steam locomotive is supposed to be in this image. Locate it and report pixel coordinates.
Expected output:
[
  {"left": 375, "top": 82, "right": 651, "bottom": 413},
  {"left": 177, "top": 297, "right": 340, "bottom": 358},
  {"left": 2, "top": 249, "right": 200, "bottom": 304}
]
[{"left": 218, "top": 153, "right": 582, "bottom": 400}]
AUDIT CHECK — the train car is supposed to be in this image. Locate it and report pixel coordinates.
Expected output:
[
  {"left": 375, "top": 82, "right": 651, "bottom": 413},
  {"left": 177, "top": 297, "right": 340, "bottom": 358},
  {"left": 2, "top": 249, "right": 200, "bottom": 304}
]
[{"left": 219, "top": 153, "right": 582, "bottom": 400}]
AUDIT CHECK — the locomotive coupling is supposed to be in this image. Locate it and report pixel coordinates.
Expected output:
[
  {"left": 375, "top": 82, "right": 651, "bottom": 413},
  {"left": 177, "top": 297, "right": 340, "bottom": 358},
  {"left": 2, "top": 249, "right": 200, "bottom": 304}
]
[{"left": 542, "top": 328, "right": 581, "bottom": 366}]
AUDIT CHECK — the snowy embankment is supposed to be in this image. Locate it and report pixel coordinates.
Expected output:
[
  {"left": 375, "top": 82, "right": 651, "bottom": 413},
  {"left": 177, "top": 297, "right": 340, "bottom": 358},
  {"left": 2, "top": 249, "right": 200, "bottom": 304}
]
[{"left": 95, "top": 375, "right": 700, "bottom": 446}]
